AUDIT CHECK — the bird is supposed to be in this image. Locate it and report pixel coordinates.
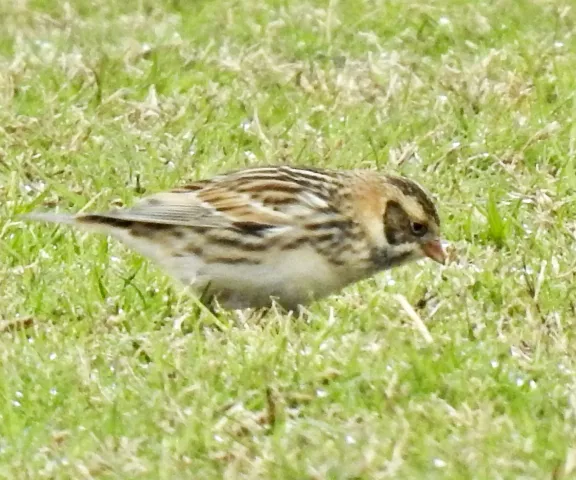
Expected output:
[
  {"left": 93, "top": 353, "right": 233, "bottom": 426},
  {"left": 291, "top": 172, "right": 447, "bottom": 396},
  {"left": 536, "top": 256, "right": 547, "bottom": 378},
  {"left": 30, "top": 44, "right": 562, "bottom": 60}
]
[{"left": 26, "top": 165, "right": 446, "bottom": 311}]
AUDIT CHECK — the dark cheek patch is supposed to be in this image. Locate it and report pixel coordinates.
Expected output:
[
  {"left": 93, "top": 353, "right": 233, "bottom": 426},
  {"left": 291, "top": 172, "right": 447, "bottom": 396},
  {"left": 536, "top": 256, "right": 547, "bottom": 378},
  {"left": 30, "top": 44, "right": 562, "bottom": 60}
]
[{"left": 383, "top": 201, "right": 411, "bottom": 245}]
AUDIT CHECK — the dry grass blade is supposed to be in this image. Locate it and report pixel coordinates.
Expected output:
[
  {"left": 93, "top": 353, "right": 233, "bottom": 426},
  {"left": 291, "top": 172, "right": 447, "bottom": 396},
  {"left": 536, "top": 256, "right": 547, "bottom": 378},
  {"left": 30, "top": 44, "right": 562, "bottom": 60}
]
[{"left": 394, "top": 294, "right": 433, "bottom": 344}]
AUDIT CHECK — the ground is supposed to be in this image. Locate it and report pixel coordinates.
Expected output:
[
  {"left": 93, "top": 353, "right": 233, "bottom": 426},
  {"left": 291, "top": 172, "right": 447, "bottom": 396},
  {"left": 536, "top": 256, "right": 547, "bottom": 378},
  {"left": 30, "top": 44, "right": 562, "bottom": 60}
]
[{"left": 0, "top": 0, "right": 575, "bottom": 478}]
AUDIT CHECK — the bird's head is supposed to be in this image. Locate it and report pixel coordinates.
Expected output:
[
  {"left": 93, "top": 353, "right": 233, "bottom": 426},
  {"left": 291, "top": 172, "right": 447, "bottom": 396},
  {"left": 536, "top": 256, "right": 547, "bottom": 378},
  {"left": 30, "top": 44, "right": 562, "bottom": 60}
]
[{"left": 379, "top": 174, "right": 445, "bottom": 267}]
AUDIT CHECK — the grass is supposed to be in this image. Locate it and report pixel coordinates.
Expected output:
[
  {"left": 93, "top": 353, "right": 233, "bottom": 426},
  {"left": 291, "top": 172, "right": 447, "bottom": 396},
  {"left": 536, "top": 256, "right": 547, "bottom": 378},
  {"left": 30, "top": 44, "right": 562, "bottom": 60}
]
[{"left": 1, "top": 0, "right": 576, "bottom": 477}]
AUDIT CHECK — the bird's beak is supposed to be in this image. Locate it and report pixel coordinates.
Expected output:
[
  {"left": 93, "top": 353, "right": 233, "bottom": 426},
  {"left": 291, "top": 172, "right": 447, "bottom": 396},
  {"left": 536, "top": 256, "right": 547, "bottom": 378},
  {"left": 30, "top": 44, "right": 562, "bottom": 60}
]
[{"left": 421, "top": 239, "right": 446, "bottom": 264}]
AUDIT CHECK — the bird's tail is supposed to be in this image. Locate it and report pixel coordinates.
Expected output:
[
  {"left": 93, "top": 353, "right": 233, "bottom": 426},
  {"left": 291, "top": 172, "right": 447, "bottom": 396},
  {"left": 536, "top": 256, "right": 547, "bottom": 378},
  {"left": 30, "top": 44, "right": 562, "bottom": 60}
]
[
  {"left": 23, "top": 212, "right": 132, "bottom": 235},
  {"left": 24, "top": 212, "right": 78, "bottom": 225}
]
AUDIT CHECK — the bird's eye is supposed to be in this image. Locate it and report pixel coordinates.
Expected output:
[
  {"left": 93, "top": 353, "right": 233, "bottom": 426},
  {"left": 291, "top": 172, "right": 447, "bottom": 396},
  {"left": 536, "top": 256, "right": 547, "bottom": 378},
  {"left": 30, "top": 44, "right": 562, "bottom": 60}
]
[{"left": 410, "top": 222, "right": 428, "bottom": 237}]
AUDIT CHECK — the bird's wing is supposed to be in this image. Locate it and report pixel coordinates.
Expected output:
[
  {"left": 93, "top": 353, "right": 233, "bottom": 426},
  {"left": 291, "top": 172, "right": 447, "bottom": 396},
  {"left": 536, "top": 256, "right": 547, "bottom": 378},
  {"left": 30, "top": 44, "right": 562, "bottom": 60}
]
[
  {"left": 67, "top": 190, "right": 289, "bottom": 235},
  {"left": 28, "top": 166, "right": 341, "bottom": 236}
]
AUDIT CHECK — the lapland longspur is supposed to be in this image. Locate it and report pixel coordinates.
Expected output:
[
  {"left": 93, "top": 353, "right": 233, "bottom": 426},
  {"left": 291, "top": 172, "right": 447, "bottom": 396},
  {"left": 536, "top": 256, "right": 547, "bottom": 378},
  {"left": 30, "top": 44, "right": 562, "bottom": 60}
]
[{"left": 27, "top": 165, "right": 446, "bottom": 310}]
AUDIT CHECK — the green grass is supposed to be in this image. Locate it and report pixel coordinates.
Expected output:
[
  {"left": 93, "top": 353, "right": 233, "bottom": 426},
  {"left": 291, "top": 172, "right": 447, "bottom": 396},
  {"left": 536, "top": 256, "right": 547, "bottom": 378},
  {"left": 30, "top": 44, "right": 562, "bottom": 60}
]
[{"left": 1, "top": 0, "right": 576, "bottom": 477}]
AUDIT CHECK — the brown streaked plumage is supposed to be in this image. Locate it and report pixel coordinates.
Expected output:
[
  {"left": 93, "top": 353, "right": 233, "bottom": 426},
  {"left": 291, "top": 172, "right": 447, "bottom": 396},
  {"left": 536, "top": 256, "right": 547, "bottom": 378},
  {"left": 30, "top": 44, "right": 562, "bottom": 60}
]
[{"left": 26, "top": 165, "right": 446, "bottom": 310}]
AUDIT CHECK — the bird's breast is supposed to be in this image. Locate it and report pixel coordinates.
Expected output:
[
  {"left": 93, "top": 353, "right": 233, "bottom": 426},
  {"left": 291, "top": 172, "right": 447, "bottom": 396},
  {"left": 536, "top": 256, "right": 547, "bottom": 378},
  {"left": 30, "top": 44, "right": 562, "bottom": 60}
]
[{"left": 194, "top": 243, "right": 358, "bottom": 309}]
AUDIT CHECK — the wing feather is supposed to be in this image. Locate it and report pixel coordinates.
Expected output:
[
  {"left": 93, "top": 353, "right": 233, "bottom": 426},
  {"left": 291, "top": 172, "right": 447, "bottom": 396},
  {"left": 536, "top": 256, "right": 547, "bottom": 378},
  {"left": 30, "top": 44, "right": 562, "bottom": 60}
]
[
  {"left": 28, "top": 166, "right": 342, "bottom": 238},
  {"left": 99, "top": 190, "right": 294, "bottom": 227}
]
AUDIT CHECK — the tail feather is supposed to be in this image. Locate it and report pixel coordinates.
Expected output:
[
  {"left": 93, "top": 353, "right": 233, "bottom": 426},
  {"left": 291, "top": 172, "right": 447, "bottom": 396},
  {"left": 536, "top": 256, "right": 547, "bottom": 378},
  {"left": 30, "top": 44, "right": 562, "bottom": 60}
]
[
  {"left": 24, "top": 212, "right": 78, "bottom": 225},
  {"left": 24, "top": 211, "right": 131, "bottom": 231}
]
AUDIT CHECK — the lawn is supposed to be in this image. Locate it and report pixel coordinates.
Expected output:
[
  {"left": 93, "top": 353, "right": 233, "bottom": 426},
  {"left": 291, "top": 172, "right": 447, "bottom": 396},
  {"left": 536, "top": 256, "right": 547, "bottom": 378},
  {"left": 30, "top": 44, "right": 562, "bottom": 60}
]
[{"left": 1, "top": 0, "right": 576, "bottom": 478}]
